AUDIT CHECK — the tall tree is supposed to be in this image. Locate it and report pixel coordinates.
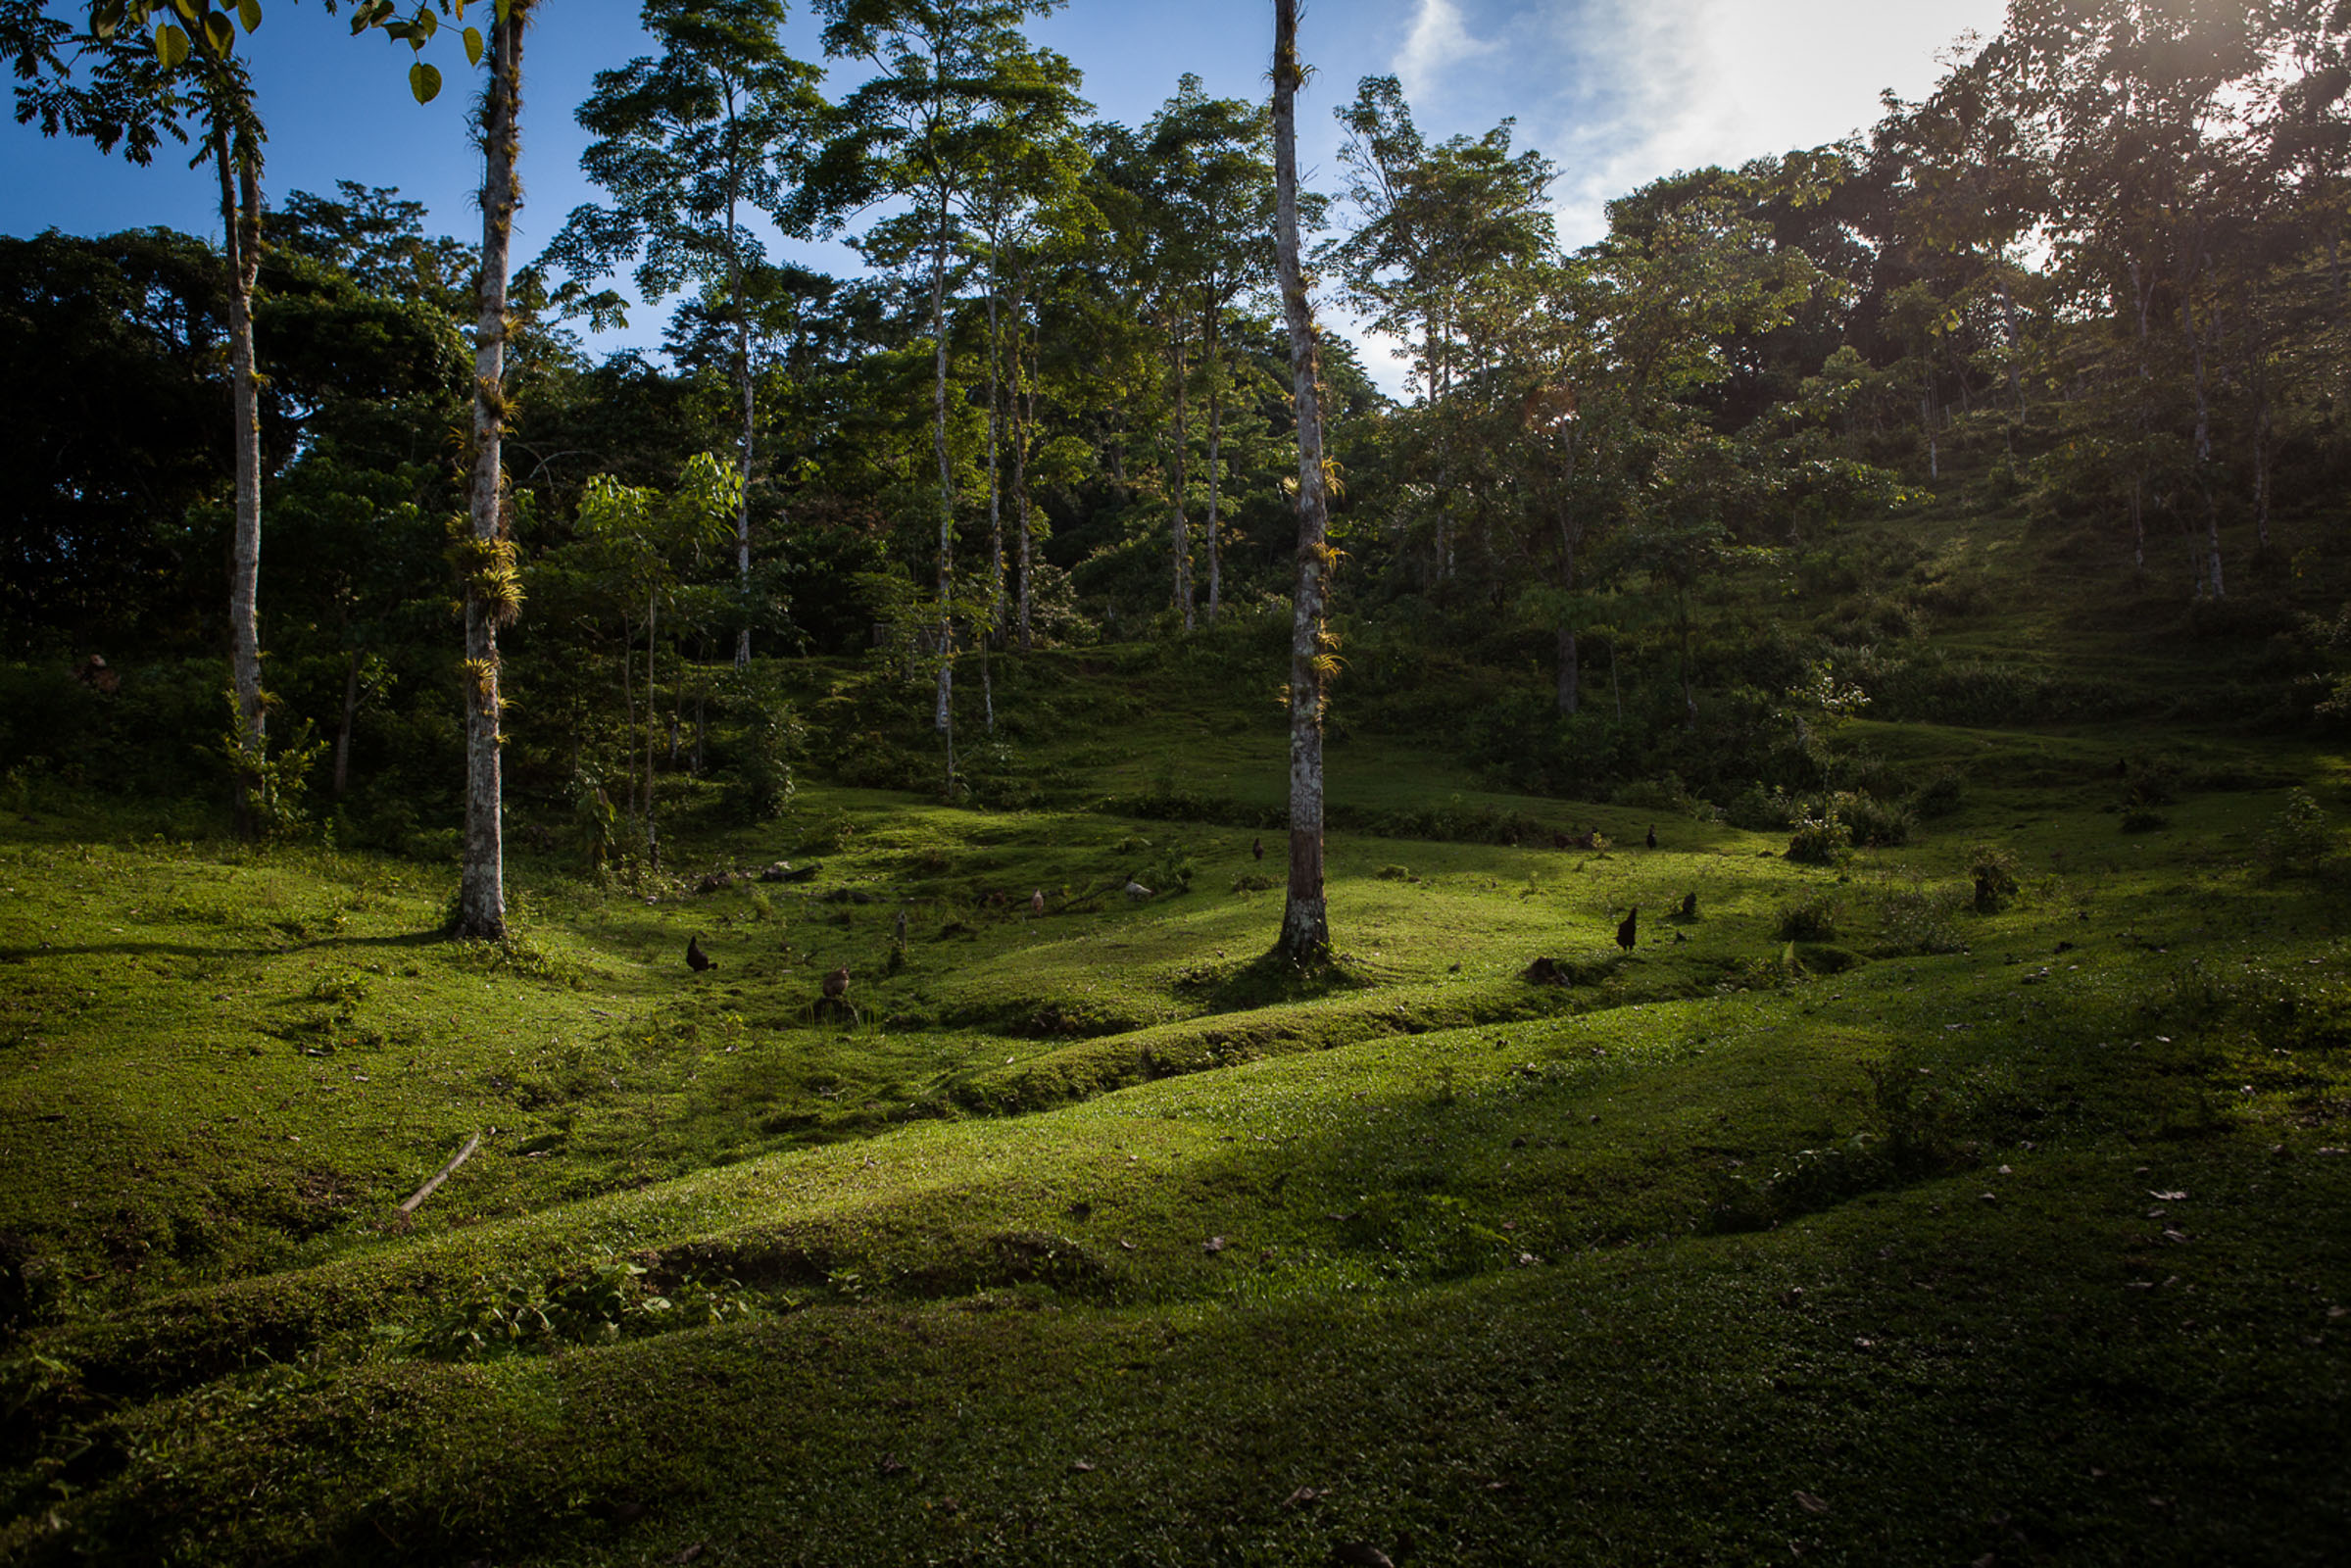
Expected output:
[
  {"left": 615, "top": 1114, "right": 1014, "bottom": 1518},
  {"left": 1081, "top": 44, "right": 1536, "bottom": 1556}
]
[
  {"left": 541, "top": 0, "right": 822, "bottom": 667},
  {"left": 1272, "top": 0, "right": 1331, "bottom": 966},
  {"left": 10, "top": 0, "right": 273, "bottom": 828},
  {"left": 810, "top": 0, "right": 1080, "bottom": 739},
  {"left": 1324, "top": 76, "right": 1554, "bottom": 581}
]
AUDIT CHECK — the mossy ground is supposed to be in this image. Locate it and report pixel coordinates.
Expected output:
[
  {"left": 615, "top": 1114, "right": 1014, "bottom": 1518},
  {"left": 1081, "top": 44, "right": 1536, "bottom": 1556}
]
[{"left": 5, "top": 508, "right": 2351, "bottom": 1563}]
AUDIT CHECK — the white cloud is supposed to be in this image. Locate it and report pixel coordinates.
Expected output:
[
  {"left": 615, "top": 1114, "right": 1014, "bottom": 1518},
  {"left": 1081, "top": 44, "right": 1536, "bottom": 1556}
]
[
  {"left": 1543, "top": 0, "right": 2007, "bottom": 244},
  {"left": 1395, "top": 0, "right": 1502, "bottom": 103}
]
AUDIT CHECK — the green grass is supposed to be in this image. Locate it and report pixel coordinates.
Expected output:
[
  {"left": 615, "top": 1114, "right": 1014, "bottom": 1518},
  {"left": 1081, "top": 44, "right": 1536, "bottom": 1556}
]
[{"left": 7, "top": 506, "right": 2351, "bottom": 1561}]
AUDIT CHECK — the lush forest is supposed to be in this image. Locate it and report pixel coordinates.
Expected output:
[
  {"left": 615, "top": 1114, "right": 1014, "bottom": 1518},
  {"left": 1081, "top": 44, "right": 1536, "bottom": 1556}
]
[
  {"left": 3, "top": 1, "right": 2351, "bottom": 1564},
  {"left": 4, "top": 0, "right": 2349, "bottom": 855}
]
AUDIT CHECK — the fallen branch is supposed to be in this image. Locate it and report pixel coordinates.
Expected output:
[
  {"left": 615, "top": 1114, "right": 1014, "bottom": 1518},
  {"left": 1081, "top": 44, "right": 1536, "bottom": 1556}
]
[{"left": 396, "top": 1131, "right": 481, "bottom": 1216}]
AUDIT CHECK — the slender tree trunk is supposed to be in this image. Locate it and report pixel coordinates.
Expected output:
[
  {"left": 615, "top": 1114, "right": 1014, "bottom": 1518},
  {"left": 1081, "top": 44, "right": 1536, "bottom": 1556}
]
[
  {"left": 1678, "top": 589, "right": 1696, "bottom": 728},
  {"left": 929, "top": 183, "right": 955, "bottom": 733},
  {"left": 620, "top": 617, "right": 639, "bottom": 818},
  {"left": 1204, "top": 291, "right": 1224, "bottom": 624},
  {"left": 1273, "top": 0, "right": 1330, "bottom": 966},
  {"left": 730, "top": 172, "right": 755, "bottom": 668},
  {"left": 215, "top": 127, "right": 266, "bottom": 835},
  {"left": 1013, "top": 289, "right": 1036, "bottom": 653},
  {"left": 2251, "top": 369, "right": 2273, "bottom": 553},
  {"left": 2131, "top": 472, "right": 2146, "bottom": 582},
  {"left": 2183, "top": 286, "right": 2224, "bottom": 600},
  {"left": 1554, "top": 514, "right": 1579, "bottom": 718},
  {"left": 334, "top": 646, "right": 359, "bottom": 799},
  {"left": 1994, "top": 276, "right": 2025, "bottom": 422},
  {"left": 987, "top": 285, "right": 1004, "bottom": 635},
  {"left": 455, "top": 0, "right": 528, "bottom": 943},
  {"left": 646, "top": 588, "right": 659, "bottom": 858},
  {"left": 1170, "top": 310, "right": 1193, "bottom": 631}
]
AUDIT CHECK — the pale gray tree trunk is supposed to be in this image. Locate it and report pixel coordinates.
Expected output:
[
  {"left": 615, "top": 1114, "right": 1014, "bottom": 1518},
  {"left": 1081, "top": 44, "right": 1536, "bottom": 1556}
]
[
  {"left": 929, "top": 186, "right": 955, "bottom": 734},
  {"left": 988, "top": 286, "right": 1004, "bottom": 633},
  {"left": 1013, "top": 288, "right": 1036, "bottom": 652},
  {"left": 1273, "top": 0, "right": 1330, "bottom": 966},
  {"left": 334, "top": 647, "right": 359, "bottom": 799},
  {"left": 1203, "top": 292, "right": 1224, "bottom": 624},
  {"left": 215, "top": 128, "right": 266, "bottom": 835},
  {"left": 729, "top": 138, "right": 756, "bottom": 668},
  {"left": 1169, "top": 310, "right": 1194, "bottom": 631},
  {"left": 456, "top": 1, "right": 528, "bottom": 943}
]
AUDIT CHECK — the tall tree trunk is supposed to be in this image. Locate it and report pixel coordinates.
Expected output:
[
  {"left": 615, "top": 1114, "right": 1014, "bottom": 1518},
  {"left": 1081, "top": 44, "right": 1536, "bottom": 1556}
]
[
  {"left": 1203, "top": 290, "right": 1224, "bottom": 624},
  {"left": 1273, "top": 0, "right": 1330, "bottom": 967},
  {"left": 334, "top": 646, "right": 359, "bottom": 800},
  {"left": 646, "top": 588, "right": 660, "bottom": 854},
  {"left": 1553, "top": 515, "right": 1579, "bottom": 718},
  {"left": 987, "top": 285, "right": 1004, "bottom": 635},
  {"left": 2250, "top": 367, "right": 2273, "bottom": 554},
  {"left": 456, "top": 0, "right": 528, "bottom": 943},
  {"left": 2131, "top": 472, "right": 2146, "bottom": 582},
  {"left": 1994, "top": 276, "right": 2025, "bottom": 422},
  {"left": 215, "top": 126, "right": 266, "bottom": 835},
  {"left": 730, "top": 171, "right": 755, "bottom": 668},
  {"left": 1169, "top": 310, "right": 1193, "bottom": 631},
  {"left": 929, "top": 183, "right": 955, "bottom": 734},
  {"left": 1013, "top": 288, "right": 1036, "bottom": 652},
  {"left": 2185, "top": 290, "right": 2223, "bottom": 600}
]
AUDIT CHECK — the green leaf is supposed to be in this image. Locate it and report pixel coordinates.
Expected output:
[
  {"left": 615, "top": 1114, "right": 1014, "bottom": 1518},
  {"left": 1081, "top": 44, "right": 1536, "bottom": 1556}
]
[
  {"left": 236, "top": 0, "right": 260, "bottom": 31},
  {"left": 415, "top": 6, "right": 437, "bottom": 41},
  {"left": 410, "top": 59, "right": 441, "bottom": 103},
  {"left": 91, "top": 1, "right": 123, "bottom": 40},
  {"left": 202, "top": 9, "right": 234, "bottom": 54},
  {"left": 155, "top": 22, "right": 189, "bottom": 67},
  {"left": 464, "top": 25, "right": 483, "bottom": 66}
]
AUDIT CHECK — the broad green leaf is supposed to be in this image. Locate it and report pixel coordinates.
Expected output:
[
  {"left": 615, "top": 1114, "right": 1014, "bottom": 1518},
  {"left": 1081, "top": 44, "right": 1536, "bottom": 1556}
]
[
  {"left": 464, "top": 25, "right": 483, "bottom": 66},
  {"left": 236, "top": 0, "right": 261, "bottom": 31},
  {"left": 410, "top": 60, "right": 441, "bottom": 103},
  {"left": 92, "top": 1, "right": 123, "bottom": 40},
  {"left": 169, "top": 0, "right": 199, "bottom": 24},
  {"left": 415, "top": 6, "right": 436, "bottom": 41},
  {"left": 155, "top": 22, "right": 189, "bottom": 67},
  {"left": 202, "top": 9, "right": 234, "bottom": 54}
]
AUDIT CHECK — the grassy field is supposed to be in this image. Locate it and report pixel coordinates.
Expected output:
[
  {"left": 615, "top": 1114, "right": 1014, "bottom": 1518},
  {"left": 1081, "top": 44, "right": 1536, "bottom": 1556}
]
[{"left": 5, "top": 505, "right": 2351, "bottom": 1563}]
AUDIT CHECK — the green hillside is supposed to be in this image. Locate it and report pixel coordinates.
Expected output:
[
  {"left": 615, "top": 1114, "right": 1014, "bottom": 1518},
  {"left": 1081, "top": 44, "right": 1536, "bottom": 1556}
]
[{"left": 6, "top": 466, "right": 2349, "bottom": 1565}]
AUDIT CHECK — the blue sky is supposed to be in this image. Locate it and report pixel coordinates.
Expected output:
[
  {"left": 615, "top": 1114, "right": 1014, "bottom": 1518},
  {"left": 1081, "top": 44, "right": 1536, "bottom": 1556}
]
[{"left": 1, "top": 0, "right": 2005, "bottom": 389}]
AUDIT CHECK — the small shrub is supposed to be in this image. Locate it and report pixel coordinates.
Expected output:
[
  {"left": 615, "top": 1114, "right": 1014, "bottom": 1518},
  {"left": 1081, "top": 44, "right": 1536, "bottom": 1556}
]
[
  {"left": 1727, "top": 784, "right": 1800, "bottom": 831},
  {"left": 1377, "top": 864, "right": 1413, "bottom": 881},
  {"left": 2122, "top": 755, "right": 2182, "bottom": 808},
  {"left": 1611, "top": 772, "right": 1705, "bottom": 816},
  {"left": 1907, "top": 766, "right": 1966, "bottom": 819},
  {"left": 1786, "top": 809, "right": 1852, "bottom": 866},
  {"left": 2258, "top": 788, "right": 2336, "bottom": 878},
  {"left": 1968, "top": 844, "right": 2020, "bottom": 912},
  {"left": 731, "top": 699, "right": 803, "bottom": 821},
  {"left": 1776, "top": 894, "right": 1841, "bottom": 942},
  {"left": 1837, "top": 790, "right": 1915, "bottom": 848},
  {"left": 1867, "top": 875, "right": 1966, "bottom": 956},
  {"left": 1141, "top": 843, "right": 1197, "bottom": 894}
]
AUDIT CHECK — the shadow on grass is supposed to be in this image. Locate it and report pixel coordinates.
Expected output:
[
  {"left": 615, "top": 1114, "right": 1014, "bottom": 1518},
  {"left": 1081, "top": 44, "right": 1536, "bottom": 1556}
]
[
  {"left": 1170, "top": 949, "right": 1378, "bottom": 1014},
  {"left": 0, "top": 928, "right": 448, "bottom": 963}
]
